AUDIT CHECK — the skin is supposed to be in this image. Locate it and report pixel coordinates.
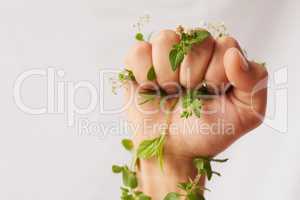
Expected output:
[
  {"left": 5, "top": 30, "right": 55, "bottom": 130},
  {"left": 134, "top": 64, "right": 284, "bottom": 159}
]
[{"left": 124, "top": 29, "right": 268, "bottom": 199}]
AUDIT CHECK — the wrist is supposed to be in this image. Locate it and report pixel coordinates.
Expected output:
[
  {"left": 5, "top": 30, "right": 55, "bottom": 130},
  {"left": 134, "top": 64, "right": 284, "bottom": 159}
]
[{"left": 137, "top": 155, "right": 205, "bottom": 200}]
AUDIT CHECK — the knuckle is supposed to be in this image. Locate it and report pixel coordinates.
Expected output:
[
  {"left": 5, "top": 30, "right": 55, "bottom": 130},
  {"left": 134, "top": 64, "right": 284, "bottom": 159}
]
[
  {"left": 218, "top": 36, "right": 239, "bottom": 47},
  {"left": 131, "top": 41, "right": 152, "bottom": 57},
  {"left": 153, "top": 29, "right": 179, "bottom": 44}
]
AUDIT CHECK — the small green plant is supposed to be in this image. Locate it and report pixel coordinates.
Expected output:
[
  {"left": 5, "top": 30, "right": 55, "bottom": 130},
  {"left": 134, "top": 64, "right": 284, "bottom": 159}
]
[
  {"left": 163, "top": 157, "right": 228, "bottom": 200},
  {"left": 119, "top": 69, "right": 136, "bottom": 82},
  {"left": 193, "top": 157, "right": 228, "bottom": 181},
  {"left": 112, "top": 164, "right": 151, "bottom": 200},
  {"left": 181, "top": 90, "right": 203, "bottom": 118},
  {"left": 136, "top": 132, "right": 166, "bottom": 169},
  {"left": 169, "top": 29, "right": 211, "bottom": 71},
  {"left": 113, "top": 139, "right": 152, "bottom": 200}
]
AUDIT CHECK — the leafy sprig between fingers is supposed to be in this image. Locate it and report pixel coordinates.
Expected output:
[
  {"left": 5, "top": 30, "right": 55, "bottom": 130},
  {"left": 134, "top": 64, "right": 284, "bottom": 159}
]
[
  {"left": 147, "top": 66, "right": 156, "bottom": 81},
  {"left": 119, "top": 69, "right": 136, "bottom": 82},
  {"left": 181, "top": 90, "right": 203, "bottom": 119},
  {"left": 180, "top": 84, "right": 213, "bottom": 119},
  {"left": 169, "top": 28, "right": 211, "bottom": 71}
]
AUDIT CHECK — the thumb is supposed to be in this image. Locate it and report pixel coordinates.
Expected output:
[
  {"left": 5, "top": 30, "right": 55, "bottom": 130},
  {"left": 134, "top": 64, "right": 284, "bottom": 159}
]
[
  {"left": 224, "top": 47, "right": 268, "bottom": 116},
  {"left": 224, "top": 48, "right": 268, "bottom": 92}
]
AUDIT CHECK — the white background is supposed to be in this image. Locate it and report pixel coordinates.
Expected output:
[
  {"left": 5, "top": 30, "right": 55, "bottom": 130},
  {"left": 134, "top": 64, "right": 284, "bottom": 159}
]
[{"left": 0, "top": 0, "right": 299, "bottom": 199}]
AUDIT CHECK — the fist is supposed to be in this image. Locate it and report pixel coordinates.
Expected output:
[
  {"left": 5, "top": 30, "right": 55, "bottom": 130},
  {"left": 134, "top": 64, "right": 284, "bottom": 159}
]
[{"left": 123, "top": 29, "right": 268, "bottom": 158}]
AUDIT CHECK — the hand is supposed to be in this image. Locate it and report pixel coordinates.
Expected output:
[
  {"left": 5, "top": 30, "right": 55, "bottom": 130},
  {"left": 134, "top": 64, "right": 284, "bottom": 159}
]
[{"left": 123, "top": 29, "right": 268, "bottom": 199}]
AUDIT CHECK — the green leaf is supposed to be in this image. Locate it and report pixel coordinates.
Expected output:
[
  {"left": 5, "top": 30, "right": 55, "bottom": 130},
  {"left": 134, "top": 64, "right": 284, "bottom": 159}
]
[
  {"left": 182, "top": 90, "right": 193, "bottom": 109},
  {"left": 136, "top": 134, "right": 166, "bottom": 169},
  {"left": 122, "top": 139, "right": 134, "bottom": 151},
  {"left": 137, "top": 194, "right": 152, "bottom": 200},
  {"left": 138, "top": 92, "right": 157, "bottom": 105},
  {"left": 134, "top": 191, "right": 143, "bottom": 196},
  {"left": 137, "top": 138, "right": 159, "bottom": 159},
  {"left": 119, "top": 69, "right": 136, "bottom": 82},
  {"left": 191, "top": 99, "right": 202, "bottom": 118},
  {"left": 157, "top": 134, "right": 166, "bottom": 170},
  {"left": 181, "top": 90, "right": 202, "bottom": 118},
  {"left": 122, "top": 166, "right": 138, "bottom": 189},
  {"left": 163, "top": 192, "right": 181, "bottom": 200},
  {"left": 186, "top": 192, "right": 197, "bottom": 200},
  {"left": 120, "top": 187, "right": 129, "bottom": 193},
  {"left": 186, "top": 191, "right": 205, "bottom": 200},
  {"left": 193, "top": 157, "right": 212, "bottom": 179},
  {"left": 135, "top": 32, "right": 144, "bottom": 41},
  {"left": 177, "top": 182, "right": 193, "bottom": 191},
  {"left": 169, "top": 48, "right": 184, "bottom": 71},
  {"left": 147, "top": 66, "right": 156, "bottom": 81},
  {"left": 112, "top": 165, "right": 123, "bottom": 173},
  {"left": 193, "top": 158, "right": 205, "bottom": 173},
  {"left": 180, "top": 110, "right": 192, "bottom": 119},
  {"left": 193, "top": 157, "right": 227, "bottom": 181},
  {"left": 189, "top": 30, "right": 210, "bottom": 45},
  {"left": 169, "top": 29, "right": 211, "bottom": 73},
  {"left": 204, "top": 161, "right": 213, "bottom": 180},
  {"left": 121, "top": 194, "right": 135, "bottom": 200},
  {"left": 126, "top": 69, "right": 136, "bottom": 81}
]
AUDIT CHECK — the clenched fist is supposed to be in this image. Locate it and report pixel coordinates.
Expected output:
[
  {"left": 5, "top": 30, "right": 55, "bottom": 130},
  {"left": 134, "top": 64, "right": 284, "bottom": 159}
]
[{"left": 123, "top": 29, "right": 268, "bottom": 199}]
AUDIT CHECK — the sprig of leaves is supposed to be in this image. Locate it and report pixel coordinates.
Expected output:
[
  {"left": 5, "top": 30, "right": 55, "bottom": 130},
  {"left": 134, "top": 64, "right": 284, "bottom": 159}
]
[
  {"left": 164, "top": 176, "right": 207, "bottom": 200},
  {"left": 164, "top": 180, "right": 206, "bottom": 200},
  {"left": 136, "top": 133, "right": 166, "bottom": 169},
  {"left": 169, "top": 30, "right": 211, "bottom": 71},
  {"left": 193, "top": 157, "right": 228, "bottom": 181},
  {"left": 112, "top": 165, "right": 137, "bottom": 190},
  {"left": 181, "top": 90, "right": 203, "bottom": 119},
  {"left": 112, "top": 165, "right": 151, "bottom": 200},
  {"left": 119, "top": 69, "right": 136, "bottom": 82},
  {"left": 113, "top": 139, "right": 151, "bottom": 200},
  {"left": 164, "top": 157, "right": 228, "bottom": 200},
  {"left": 180, "top": 83, "right": 214, "bottom": 119}
]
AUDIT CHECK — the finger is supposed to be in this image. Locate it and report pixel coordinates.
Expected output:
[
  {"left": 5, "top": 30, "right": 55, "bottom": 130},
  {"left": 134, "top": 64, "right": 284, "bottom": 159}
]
[
  {"left": 152, "top": 30, "right": 180, "bottom": 93},
  {"left": 124, "top": 41, "right": 156, "bottom": 90},
  {"left": 179, "top": 33, "right": 215, "bottom": 89},
  {"left": 224, "top": 47, "right": 268, "bottom": 118},
  {"left": 204, "top": 36, "right": 241, "bottom": 93}
]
